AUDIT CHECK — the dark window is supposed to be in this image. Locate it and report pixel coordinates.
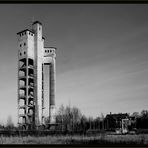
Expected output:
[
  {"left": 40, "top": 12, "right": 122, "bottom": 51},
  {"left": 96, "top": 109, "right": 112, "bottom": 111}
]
[
  {"left": 39, "top": 27, "right": 40, "bottom": 30},
  {"left": 29, "top": 32, "right": 30, "bottom": 35},
  {"left": 20, "top": 44, "right": 22, "bottom": 47},
  {"left": 24, "top": 51, "right": 26, "bottom": 55},
  {"left": 20, "top": 53, "right": 22, "bottom": 56},
  {"left": 50, "top": 50, "right": 52, "bottom": 53},
  {"left": 24, "top": 43, "right": 26, "bottom": 46}
]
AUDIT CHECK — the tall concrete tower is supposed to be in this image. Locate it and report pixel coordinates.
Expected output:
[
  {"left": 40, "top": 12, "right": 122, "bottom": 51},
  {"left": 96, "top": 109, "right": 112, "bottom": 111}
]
[{"left": 17, "top": 21, "right": 56, "bottom": 130}]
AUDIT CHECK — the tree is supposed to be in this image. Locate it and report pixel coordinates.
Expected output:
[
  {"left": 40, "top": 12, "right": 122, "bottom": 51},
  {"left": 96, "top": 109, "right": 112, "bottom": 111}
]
[
  {"left": 6, "top": 115, "right": 14, "bottom": 129},
  {"left": 80, "top": 115, "right": 88, "bottom": 132},
  {"left": 132, "top": 112, "right": 139, "bottom": 119},
  {"left": 88, "top": 116, "right": 93, "bottom": 129},
  {"left": 140, "top": 110, "right": 148, "bottom": 128},
  {"left": 94, "top": 117, "right": 101, "bottom": 130},
  {"left": 141, "top": 110, "right": 148, "bottom": 118},
  {"left": 100, "top": 113, "right": 105, "bottom": 130},
  {"left": 56, "top": 104, "right": 65, "bottom": 131},
  {"left": 56, "top": 105, "right": 83, "bottom": 132},
  {"left": 71, "top": 106, "right": 82, "bottom": 131}
]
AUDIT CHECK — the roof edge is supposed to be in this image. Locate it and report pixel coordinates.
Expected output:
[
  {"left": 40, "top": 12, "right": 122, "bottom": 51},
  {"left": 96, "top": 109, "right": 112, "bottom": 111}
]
[
  {"left": 44, "top": 47, "right": 57, "bottom": 50},
  {"left": 17, "top": 29, "right": 34, "bottom": 35},
  {"left": 32, "top": 21, "right": 42, "bottom": 25}
]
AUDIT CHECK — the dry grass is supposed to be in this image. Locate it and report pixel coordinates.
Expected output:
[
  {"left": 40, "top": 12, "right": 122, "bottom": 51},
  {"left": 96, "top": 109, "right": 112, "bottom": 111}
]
[{"left": 0, "top": 134, "right": 148, "bottom": 144}]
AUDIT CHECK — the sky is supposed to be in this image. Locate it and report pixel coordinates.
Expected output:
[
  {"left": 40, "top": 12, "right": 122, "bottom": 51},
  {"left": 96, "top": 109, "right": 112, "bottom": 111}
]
[{"left": 0, "top": 4, "right": 148, "bottom": 125}]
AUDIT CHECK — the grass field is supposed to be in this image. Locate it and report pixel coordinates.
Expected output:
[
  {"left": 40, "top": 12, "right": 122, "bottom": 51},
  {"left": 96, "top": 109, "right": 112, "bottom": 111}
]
[{"left": 0, "top": 134, "right": 148, "bottom": 144}]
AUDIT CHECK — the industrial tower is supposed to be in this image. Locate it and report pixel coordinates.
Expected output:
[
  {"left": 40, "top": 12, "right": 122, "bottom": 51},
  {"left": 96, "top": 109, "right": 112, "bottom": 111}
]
[{"left": 17, "top": 21, "right": 56, "bottom": 130}]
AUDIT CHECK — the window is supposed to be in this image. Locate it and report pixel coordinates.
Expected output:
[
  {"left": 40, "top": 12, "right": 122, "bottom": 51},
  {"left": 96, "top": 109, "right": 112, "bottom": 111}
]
[
  {"left": 20, "top": 53, "right": 22, "bottom": 56},
  {"left": 50, "top": 50, "right": 52, "bottom": 53},
  {"left": 24, "top": 43, "right": 26, "bottom": 46},
  {"left": 39, "top": 27, "right": 40, "bottom": 30},
  {"left": 20, "top": 44, "right": 22, "bottom": 47},
  {"left": 29, "top": 32, "right": 30, "bottom": 35},
  {"left": 24, "top": 51, "right": 26, "bottom": 55}
]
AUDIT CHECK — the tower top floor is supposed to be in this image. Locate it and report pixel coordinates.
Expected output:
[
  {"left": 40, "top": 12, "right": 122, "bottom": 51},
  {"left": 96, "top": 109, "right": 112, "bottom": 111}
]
[
  {"left": 17, "top": 21, "right": 43, "bottom": 38},
  {"left": 17, "top": 21, "right": 56, "bottom": 62}
]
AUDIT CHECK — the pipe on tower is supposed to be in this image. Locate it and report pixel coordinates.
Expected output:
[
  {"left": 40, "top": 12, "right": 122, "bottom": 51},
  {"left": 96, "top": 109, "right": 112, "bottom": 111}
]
[{"left": 49, "top": 58, "right": 56, "bottom": 124}]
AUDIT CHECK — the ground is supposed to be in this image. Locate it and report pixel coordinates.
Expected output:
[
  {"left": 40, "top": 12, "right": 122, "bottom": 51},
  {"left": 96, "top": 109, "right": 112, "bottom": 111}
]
[{"left": 0, "top": 134, "right": 148, "bottom": 145}]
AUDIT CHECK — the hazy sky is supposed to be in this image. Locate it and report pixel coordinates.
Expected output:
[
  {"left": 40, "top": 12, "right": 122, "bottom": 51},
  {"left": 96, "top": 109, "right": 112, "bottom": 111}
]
[{"left": 0, "top": 4, "right": 148, "bottom": 125}]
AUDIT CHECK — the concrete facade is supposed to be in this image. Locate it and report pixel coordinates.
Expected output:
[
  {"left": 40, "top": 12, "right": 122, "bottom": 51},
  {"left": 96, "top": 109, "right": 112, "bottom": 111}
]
[{"left": 17, "top": 21, "right": 56, "bottom": 130}]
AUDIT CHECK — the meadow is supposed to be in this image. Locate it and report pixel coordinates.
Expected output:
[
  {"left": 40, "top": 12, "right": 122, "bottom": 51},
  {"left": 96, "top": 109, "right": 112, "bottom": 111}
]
[{"left": 0, "top": 134, "right": 148, "bottom": 145}]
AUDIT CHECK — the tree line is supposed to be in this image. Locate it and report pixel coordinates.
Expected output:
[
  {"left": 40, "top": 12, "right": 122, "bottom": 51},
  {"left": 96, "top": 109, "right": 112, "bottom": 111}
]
[
  {"left": 1, "top": 105, "right": 148, "bottom": 133},
  {"left": 50, "top": 105, "right": 148, "bottom": 133}
]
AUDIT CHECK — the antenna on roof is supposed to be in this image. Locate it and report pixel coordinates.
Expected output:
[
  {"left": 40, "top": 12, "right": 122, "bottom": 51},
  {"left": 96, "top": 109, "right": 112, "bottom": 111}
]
[
  {"left": 30, "top": 16, "right": 35, "bottom": 31},
  {"left": 32, "top": 16, "right": 35, "bottom": 24}
]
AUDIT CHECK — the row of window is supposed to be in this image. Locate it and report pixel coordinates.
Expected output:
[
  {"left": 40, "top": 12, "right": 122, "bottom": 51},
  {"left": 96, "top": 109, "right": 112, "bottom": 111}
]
[
  {"left": 20, "top": 50, "right": 54, "bottom": 56},
  {"left": 19, "top": 32, "right": 26, "bottom": 36},
  {"left": 20, "top": 51, "right": 26, "bottom": 56},
  {"left": 19, "top": 32, "right": 34, "bottom": 37},
  {"left": 45, "top": 50, "right": 52, "bottom": 53},
  {"left": 20, "top": 42, "right": 26, "bottom": 47},
  {"left": 29, "top": 32, "right": 34, "bottom": 36}
]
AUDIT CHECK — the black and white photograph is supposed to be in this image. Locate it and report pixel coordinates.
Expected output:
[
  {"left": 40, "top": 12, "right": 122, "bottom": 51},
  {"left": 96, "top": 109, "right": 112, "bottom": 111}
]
[{"left": 0, "top": 3, "right": 147, "bottom": 145}]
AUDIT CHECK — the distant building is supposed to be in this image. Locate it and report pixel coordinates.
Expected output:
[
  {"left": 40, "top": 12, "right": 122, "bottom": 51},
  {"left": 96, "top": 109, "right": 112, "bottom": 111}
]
[{"left": 104, "top": 113, "right": 129, "bottom": 131}]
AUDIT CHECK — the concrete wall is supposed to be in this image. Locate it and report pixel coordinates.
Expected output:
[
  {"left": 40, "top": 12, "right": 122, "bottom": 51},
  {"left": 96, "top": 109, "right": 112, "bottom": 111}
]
[
  {"left": 18, "top": 21, "right": 57, "bottom": 129},
  {"left": 33, "top": 22, "right": 44, "bottom": 126}
]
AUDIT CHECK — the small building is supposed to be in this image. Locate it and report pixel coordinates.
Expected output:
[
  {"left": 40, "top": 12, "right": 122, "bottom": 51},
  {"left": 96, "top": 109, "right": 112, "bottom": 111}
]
[{"left": 104, "top": 113, "right": 129, "bottom": 131}]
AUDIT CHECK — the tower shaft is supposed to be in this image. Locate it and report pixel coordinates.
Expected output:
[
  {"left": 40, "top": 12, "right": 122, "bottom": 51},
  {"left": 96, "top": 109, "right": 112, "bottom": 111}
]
[{"left": 17, "top": 21, "right": 56, "bottom": 130}]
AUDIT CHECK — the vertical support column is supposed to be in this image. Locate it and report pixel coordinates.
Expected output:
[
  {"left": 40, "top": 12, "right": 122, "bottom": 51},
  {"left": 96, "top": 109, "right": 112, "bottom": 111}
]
[
  {"left": 42, "top": 64, "right": 44, "bottom": 125},
  {"left": 26, "top": 57, "right": 28, "bottom": 128},
  {"left": 34, "top": 61, "right": 38, "bottom": 129},
  {"left": 17, "top": 51, "right": 20, "bottom": 126},
  {"left": 49, "top": 58, "right": 56, "bottom": 124}
]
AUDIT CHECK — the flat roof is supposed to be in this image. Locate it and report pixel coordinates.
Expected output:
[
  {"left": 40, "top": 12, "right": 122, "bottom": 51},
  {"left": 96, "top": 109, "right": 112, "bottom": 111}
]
[
  {"left": 17, "top": 29, "right": 34, "bottom": 35},
  {"left": 44, "top": 47, "right": 57, "bottom": 50},
  {"left": 32, "top": 21, "right": 42, "bottom": 25}
]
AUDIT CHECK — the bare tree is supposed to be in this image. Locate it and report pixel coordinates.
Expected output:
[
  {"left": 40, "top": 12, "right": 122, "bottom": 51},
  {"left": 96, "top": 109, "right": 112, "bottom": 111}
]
[
  {"left": 71, "top": 106, "right": 82, "bottom": 131},
  {"left": 6, "top": 115, "right": 14, "bottom": 129},
  {"left": 56, "top": 105, "right": 83, "bottom": 132},
  {"left": 56, "top": 104, "right": 65, "bottom": 131}
]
